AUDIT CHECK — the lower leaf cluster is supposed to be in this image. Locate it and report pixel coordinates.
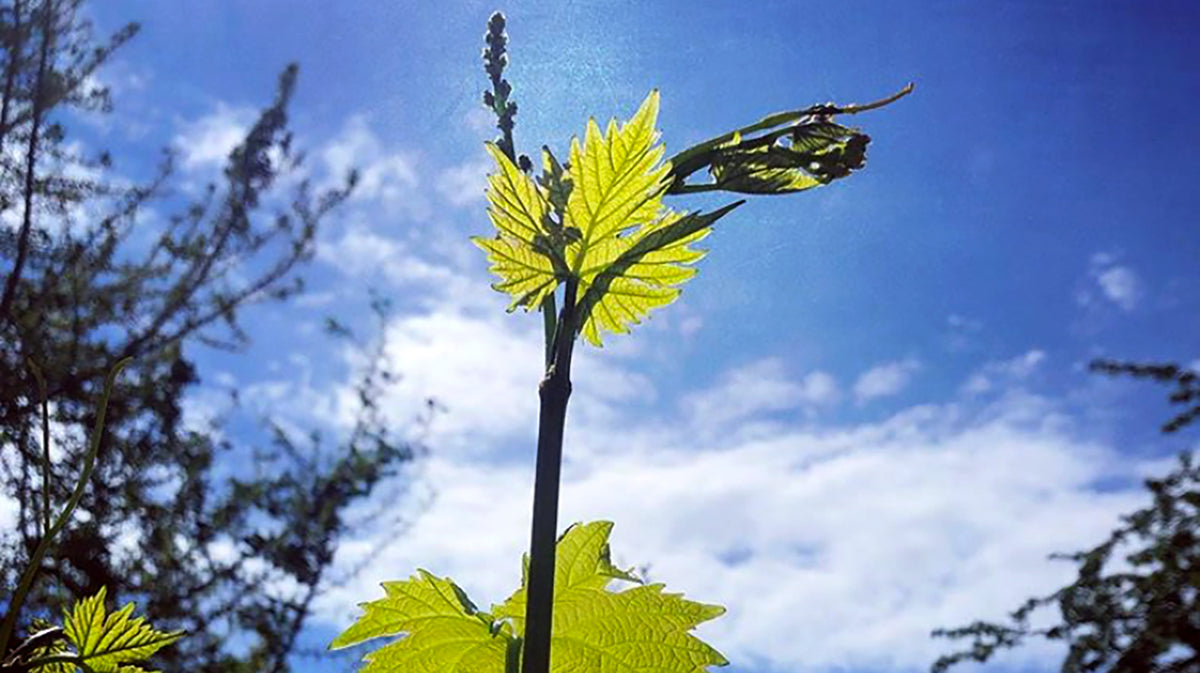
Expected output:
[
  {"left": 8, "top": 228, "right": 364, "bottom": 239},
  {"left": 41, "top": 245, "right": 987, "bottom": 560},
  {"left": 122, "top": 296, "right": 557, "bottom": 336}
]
[{"left": 329, "top": 521, "right": 727, "bottom": 673}]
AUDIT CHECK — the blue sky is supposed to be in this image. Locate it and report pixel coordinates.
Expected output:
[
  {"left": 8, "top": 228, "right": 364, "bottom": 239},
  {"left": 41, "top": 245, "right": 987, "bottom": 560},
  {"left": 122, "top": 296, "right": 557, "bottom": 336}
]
[{"left": 53, "top": 1, "right": 1200, "bottom": 672}]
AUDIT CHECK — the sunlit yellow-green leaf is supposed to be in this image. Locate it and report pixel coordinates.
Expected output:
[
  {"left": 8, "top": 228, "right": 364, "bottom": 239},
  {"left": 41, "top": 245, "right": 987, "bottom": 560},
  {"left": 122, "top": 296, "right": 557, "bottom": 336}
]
[
  {"left": 565, "top": 90, "right": 670, "bottom": 250},
  {"left": 472, "top": 234, "right": 558, "bottom": 311},
  {"left": 61, "top": 587, "right": 183, "bottom": 673},
  {"left": 328, "top": 522, "right": 726, "bottom": 673},
  {"left": 328, "top": 569, "right": 509, "bottom": 673},
  {"left": 482, "top": 142, "right": 551, "bottom": 242},
  {"left": 472, "top": 142, "right": 559, "bottom": 310},
  {"left": 575, "top": 202, "right": 742, "bottom": 346},
  {"left": 559, "top": 91, "right": 739, "bottom": 345},
  {"left": 491, "top": 521, "right": 728, "bottom": 673},
  {"left": 475, "top": 90, "right": 741, "bottom": 344},
  {"left": 19, "top": 618, "right": 73, "bottom": 673}
]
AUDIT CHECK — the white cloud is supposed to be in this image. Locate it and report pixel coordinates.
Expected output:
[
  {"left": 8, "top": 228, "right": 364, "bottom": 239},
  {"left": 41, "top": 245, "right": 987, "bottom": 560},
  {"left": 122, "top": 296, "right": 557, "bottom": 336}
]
[
  {"left": 241, "top": 238, "right": 1166, "bottom": 671},
  {"left": 1096, "top": 266, "right": 1142, "bottom": 311},
  {"left": 799, "top": 371, "right": 840, "bottom": 407},
  {"left": 309, "top": 358, "right": 1164, "bottom": 673},
  {"left": 944, "top": 313, "right": 983, "bottom": 351},
  {"left": 351, "top": 306, "right": 544, "bottom": 454},
  {"left": 1003, "top": 349, "right": 1047, "bottom": 378},
  {"left": 679, "top": 360, "right": 841, "bottom": 439},
  {"left": 962, "top": 349, "right": 1046, "bottom": 396},
  {"left": 173, "top": 102, "right": 255, "bottom": 171},
  {"left": 1, "top": 139, "right": 118, "bottom": 239},
  {"left": 679, "top": 315, "right": 704, "bottom": 338},
  {"left": 1079, "top": 252, "right": 1143, "bottom": 313},
  {"left": 854, "top": 358, "right": 920, "bottom": 403},
  {"left": 683, "top": 360, "right": 795, "bottom": 432},
  {"left": 328, "top": 289, "right": 655, "bottom": 458},
  {"left": 0, "top": 490, "right": 15, "bottom": 540},
  {"left": 463, "top": 107, "right": 494, "bottom": 135},
  {"left": 317, "top": 222, "right": 462, "bottom": 291},
  {"left": 321, "top": 115, "right": 428, "bottom": 220},
  {"left": 435, "top": 155, "right": 491, "bottom": 208}
]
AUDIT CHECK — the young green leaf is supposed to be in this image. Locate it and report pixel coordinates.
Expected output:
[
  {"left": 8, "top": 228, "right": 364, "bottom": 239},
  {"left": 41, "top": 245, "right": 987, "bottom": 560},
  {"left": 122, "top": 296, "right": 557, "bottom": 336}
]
[
  {"left": 575, "top": 202, "right": 742, "bottom": 346},
  {"left": 328, "top": 569, "right": 510, "bottom": 673},
  {"left": 61, "top": 586, "right": 184, "bottom": 673},
  {"left": 564, "top": 90, "right": 670, "bottom": 256},
  {"left": 492, "top": 521, "right": 728, "bottom": 673},
  {"left": 475, "top": 89, "right": 742, "bottom": 346},
  {"left": 707, "top": 121, "right": 870, "bottom": 194},
  {"left": 564, "top": 91, "right": 741, "bottom": 346},
  {"left": 5, "top": 619, "right": 71, "bottom": 673},
  {"left": 473, "top": 143, "right": 561, "bottom": 311},
  {"left": 330, "top": 521, "right": 726, "bottom": 673}
]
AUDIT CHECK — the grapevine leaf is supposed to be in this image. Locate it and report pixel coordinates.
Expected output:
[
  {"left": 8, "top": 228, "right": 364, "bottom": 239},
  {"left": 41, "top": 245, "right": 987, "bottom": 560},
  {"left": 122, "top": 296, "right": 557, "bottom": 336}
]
[
  {"left": 708, "top": 121, "right": 870, "bottom": 194},
  {"left": 328, "top": 569, "right": 510, "bottom": 673},
  {"left": 61, "top": 587, "right": 183, "bottom": 673},
  {"left": 13, "top": 619, "right": 71, "bottom": 673},
  {"left": 558, "top": 90, "right": 739, "bottom": 345},
  {"left": 475, "top": 90, "right": 746, "bottom": 344},
  {"left": 473, "top": 234, "right": 560, "bottom": 312},
  {"left": 491, "top": 521, "right": 728, "bottom": 673},
  {"left": 564, "top": 90, "right": 670, "bottom": 251},
  {"left": 575, "top": 201, "right": 743, "bottom": 346},
  {"left": 472, "top": 142, "right": 561, "bottom": 311}
]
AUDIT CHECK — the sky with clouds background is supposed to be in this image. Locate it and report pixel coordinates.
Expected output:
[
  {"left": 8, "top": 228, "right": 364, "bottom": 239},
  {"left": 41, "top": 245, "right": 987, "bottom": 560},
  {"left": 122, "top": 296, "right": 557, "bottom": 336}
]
[{"left": 52, "top": 1, "right": 1200, "bottom": 672}]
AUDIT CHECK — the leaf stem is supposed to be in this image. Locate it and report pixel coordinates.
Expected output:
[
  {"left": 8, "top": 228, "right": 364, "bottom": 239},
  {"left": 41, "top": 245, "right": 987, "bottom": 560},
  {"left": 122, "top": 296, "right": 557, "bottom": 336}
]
[{"left": 666, "top": 183, "right": 724, "bottom": 195}]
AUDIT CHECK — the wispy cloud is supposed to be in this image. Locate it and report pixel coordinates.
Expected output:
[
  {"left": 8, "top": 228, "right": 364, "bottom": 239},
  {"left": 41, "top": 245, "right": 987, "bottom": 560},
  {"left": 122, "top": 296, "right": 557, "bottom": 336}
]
[
  {"left": 681, "top": 359, "right": 839, "bottom": 437},
  {"left": 309, "top": 350, "right": 1158, "bottom": 673},
  {"left": 321, "top": 114, "right": 428, "bottom": 220},
  {"left": 944, "top": 313, "right": 983, "bottom": 352},
  {"left": 853, "top": 358, "right": 921, "bottom": 403},
  {"left": 962, "top": 349, "right": 1046, "bottom": 396},
  {"left": 435, "top": 154, "right": 491, "bottom": 208},
  {"left": 1078, "top": 252, "right": 1143, "bottom": 313},
  {"left": 462, "top": 107, "right": 494, "bottom": 135},
  {"left": 173, "top": 102, "right": 255, "bottom": 171}
]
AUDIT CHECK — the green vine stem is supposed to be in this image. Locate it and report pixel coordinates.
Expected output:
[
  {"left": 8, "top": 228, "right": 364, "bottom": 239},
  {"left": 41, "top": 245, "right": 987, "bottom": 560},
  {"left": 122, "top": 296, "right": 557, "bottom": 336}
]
[
  {"left": 26, "top": 361, "right": 51, "bottom": 538},
  {"left": 480, "top": 14, "right": 584, "bottom": 673},
  {"left": 522, "top": 275, "right": 580, "bottom": 673},
  {"left": 0, "top": 357, "right": 132, "bottom": 658}
]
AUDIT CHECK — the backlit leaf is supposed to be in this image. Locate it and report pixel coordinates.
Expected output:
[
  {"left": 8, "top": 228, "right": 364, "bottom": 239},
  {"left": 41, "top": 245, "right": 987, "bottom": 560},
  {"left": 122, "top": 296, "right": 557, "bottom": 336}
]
[
  {"left": 492, "top": 521, "right": 728, "bottom": 673},
  {"left": 709, "top": 121, "right": 870, "bottom": 194},
  {"left": 331, "top": 522, "right": 726, "bottom": 673},
  {"left": 476, "top": 90, "right": 741, "bottom": 344},
  {"left": 328, "top": 569, "right": 509, "bottom": 673},
  {"left": 561, "top": 91, "right": 739, "bottom": 345},
  {"left": 473, "top": 234, "right": 559, "bottom": 312},
  {"left": 61, "top": 586, "right": 183, "bottom": 673},
  {"left": 472, "top": 143, "right": 560, "bottom": 311},
  {"left": 565, "top": 91, "right": 670, "bottom": 248},
  {"left": 576, "top": 203, "right": 742, "bottom": 346},
  {"left": 18, "top": 619, "right": 72, "bottom": 673}
]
